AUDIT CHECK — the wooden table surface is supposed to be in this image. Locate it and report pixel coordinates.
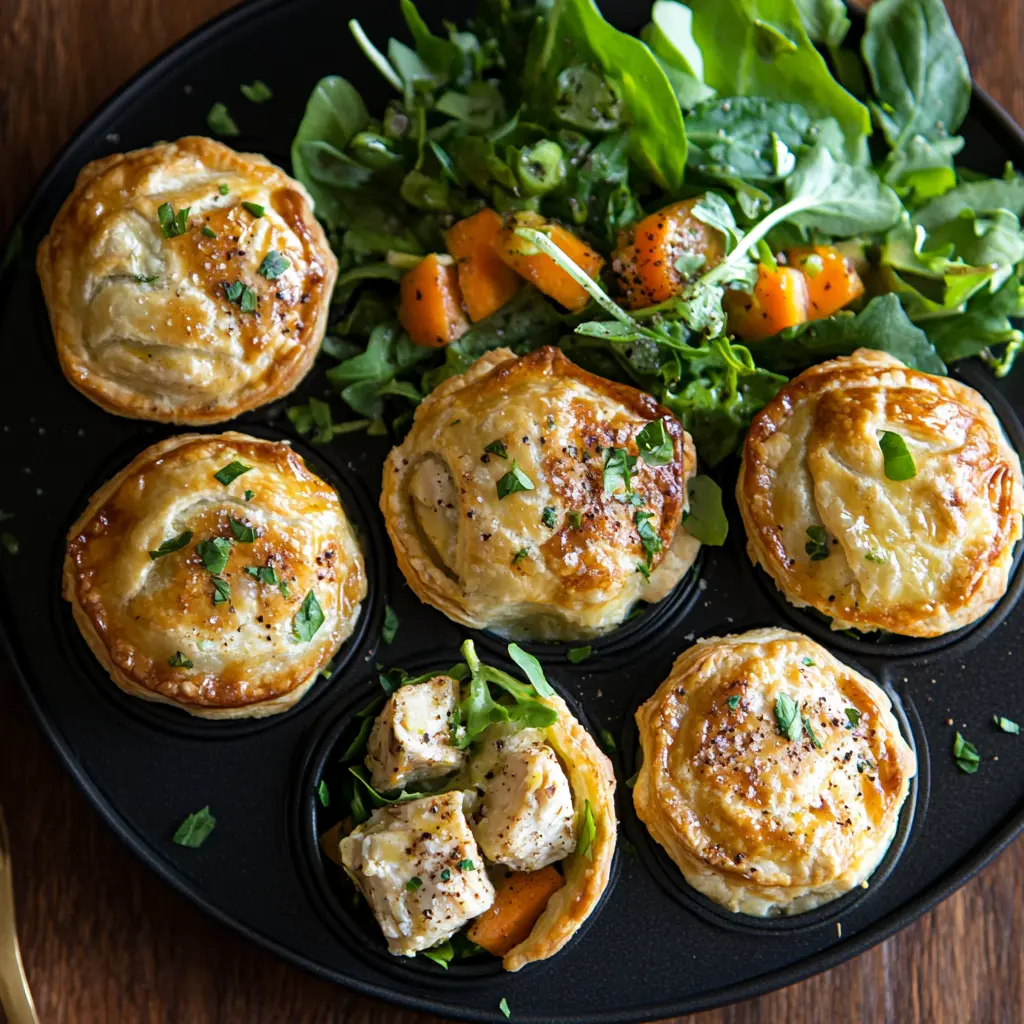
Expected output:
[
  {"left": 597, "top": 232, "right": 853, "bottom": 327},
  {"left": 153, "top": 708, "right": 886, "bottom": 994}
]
[{"left": 1, "top": 1, "right": 1023, "bottom": 1021}]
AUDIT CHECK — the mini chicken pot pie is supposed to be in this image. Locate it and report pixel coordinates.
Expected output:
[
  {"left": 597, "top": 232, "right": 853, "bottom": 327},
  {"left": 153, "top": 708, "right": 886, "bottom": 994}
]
[
  {"left": 63, "top": 432, "right": 366, "bottom": 719},
  {"left": 738, "top": 349, "right": 1024, "bottom": 637},
  {"left": 37, "top": 136, "right": 336, "bottom": 424},
  {"left": 634, "top": 627, "right": 916, "bottom": 917},
  {"left": 334, "top": 640, "right": 616, "bottom": 971},
  {"left": 380, "top": 346, "right": 699, "bottom": 641}
]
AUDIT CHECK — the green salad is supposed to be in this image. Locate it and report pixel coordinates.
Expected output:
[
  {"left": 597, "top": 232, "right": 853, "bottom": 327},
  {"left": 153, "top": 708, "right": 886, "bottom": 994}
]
[{"left": 285, "top": 0, "right": 1024, "bottom": 467}]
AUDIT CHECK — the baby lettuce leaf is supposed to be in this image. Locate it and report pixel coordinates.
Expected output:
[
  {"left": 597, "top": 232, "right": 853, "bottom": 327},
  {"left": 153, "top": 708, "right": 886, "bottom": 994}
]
[
  {"left": 683, "top": 0, "right": 870, "bottom": 160},
  {"left": 291, "top": 77, "right": 370, "bottom": 227},
  {"left": 749, "top": 294, "right": 946, "bottom": 375},
  {"left": 526, "top": 0, "right": 687, "bottom": 189},
  {"left": 862, "top": 0, "right": 971, "bottom": 152}
]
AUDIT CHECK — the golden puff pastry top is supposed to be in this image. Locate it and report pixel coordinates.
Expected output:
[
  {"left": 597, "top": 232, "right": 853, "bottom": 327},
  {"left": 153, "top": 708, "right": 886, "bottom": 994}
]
[
  {"left": 63, "top": 432, "right": 366, "bottom": 719},
  {"left": 380, "top": 346, "right": 699, "bottom": 641},
  {"left": 634, "top": 628, "right": 916, "bottom": 917},
  {"left": 37, "top": 137, "right": 337, "bottom": 424},
  {"left": 738, "top": 349, "right": 1024, "bottom": 637}
]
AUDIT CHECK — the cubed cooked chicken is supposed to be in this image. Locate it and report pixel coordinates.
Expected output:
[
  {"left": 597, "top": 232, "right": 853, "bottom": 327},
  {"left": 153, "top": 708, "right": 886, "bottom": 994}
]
[
  {"left": 471, "top": 730, "right": 577, "bottom": 872},
  {"left": 365, "top": 675, "right": 467, "bottom": 792},
  {"left": 339, "top": 791, "right": 495, "bottom": 956}
]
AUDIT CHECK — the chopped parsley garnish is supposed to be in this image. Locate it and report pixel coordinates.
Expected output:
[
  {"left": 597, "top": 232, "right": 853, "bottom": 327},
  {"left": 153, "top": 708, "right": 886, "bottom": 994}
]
[
  {"left": 293, "top": 590, "right": 325, "bottom": 642},
  {"left": 214, "top": 460, "right": 252, "bottom": 486},
  {"left": 218, "top": 183, "right": 230, "bottom": 195},
  {"left": 157, "top": 202, "right": 189, "bottom": 238},
  {"left": 512, "top": 547, "right": 530, "bottom": 566},
  {"left": 801, "top": 657, "right": 815, "bottom": 667},
  {"left": 381, "top": 604, "right": 399, "bottom": 644},
  {"left": 496, "top": 459, "right": 534, "bottom": 499},
  {"left": 258, "top": 250, "right": 290, "bottom": 279},
  {"left": 240, "top": 79, "right": 273, "bottom": 103},
  {"left": 229, "top": 518, "right": 257, "bottom": 543},
  {"left": 168, "top": 651, "right": 193, "bottom": 668},
  {"left": 197, "top": 537, "right": 232, "bottom": 575},
  {"left": 440, "top": 868, "right": 451, "bottom": 882},
  {"left": 602, "top": 447, "right": 637, "bottom": 495},
  {"left": 172, "top": 806, "right": 216, "bottom": 847},
  {"left": 244, "top": 489, "right": 254, "bottom": 501},
  {"left": 634, "top": 509, "right": 662, "bottom": 567},
  {"left": 405, "top": 876, "right": 423, "bottom": 892},
  {"left": 211, "top": 577, "right": 231, "bottom": 605},
  {"left": 149, "top": 530, "right": 193, "bottom": 560},
  {"left": 727, "top": 695, "right": 741, "bottom": 710},
  {"left": 224, "top": 280, "right": 257, "bottom": 312},
  {"left": 953, "top": 731, "right": 980, "bottom": 773},
  {"left": 802, "top": 715, "right": 823, "bottom": 749},
  {"left": 804, "top": 525, "right": 830, "bottom": 561},
  {"left": 879, "top": 430, "right": 916, "bottom": 480},
  {"left": 994, "top": 715, "right": 1020, "bottom": 734},
  {"left": 635, "top": 419, "right": 673, "bottom": 465},
  {"left": 541, "top": 506, "right": 557, "bottom": 528},
  {"left": 317, "top": 779, "right": 330, "bottom": 807},
  {"left": 774, "top": 693, "right": 802, "bottom": 741},
  {"left": 865, "top": 550, "right": 887, "bottom": 563},
  {"left": 207, "top": 102, "right": 240, "bottom": 136},
  {"left": 568, "top": 645, "right": 592, "bottom": 664},
  {"left": 458, "top": 859, "right": 475, "bottom": 871},
  {"left": 568, "top": 510, "right": 583, "bottom": 529},
  {"left": 201, "top": 225, "right": 218, "bottom": 239},
  {"left": 575, "top": 799, "right": 596, "bottom": 860},
  {"left": 484, "top": 439, "right": 508, "bottom": 459},
  {"left": 499, "top": 998, "right": 511, "bottom": 1019},
  {"left": 244, "top": 564, "right": 280, "bottom": 586},
  {"left": 242, "top": 201, "right": 266, "bottom": 218},
  {"left": 845, "top": 708, "right": 862, "bottom": 729}
]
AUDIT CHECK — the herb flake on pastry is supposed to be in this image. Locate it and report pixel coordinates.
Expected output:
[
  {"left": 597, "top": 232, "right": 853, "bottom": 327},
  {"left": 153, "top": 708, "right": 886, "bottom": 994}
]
[
  {"left": 634, "top": 627, "right": 916, "bottom": 917},
  {"left": 380, "top": 345, "right": 699, "bottom": 641},
  {"left": 737, "top": 348, "right": 1024, "bottom": 637},
  {"left": 63, "top": 432, "right": 366, "bottom": 718},
  {"left": 37, "top": 136, "right": 337, "bottom": 423}
]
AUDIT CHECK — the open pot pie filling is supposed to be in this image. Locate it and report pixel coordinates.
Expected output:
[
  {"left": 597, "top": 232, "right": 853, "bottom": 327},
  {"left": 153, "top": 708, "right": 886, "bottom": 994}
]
[
  {"left": 380, "top": 346, "right": 700, "bottom": 641},
  {"left": 63, "top": 432, "right": 366, "bottom": 718},
  {"left": 737, "top": 348, "right": 1024, "bottom": 637},
  {"left": 634, "top": 627, "right": 916, "bottom": 917},
  {"left": 37, "top": 136, "right": 336, "bottom": 424}
]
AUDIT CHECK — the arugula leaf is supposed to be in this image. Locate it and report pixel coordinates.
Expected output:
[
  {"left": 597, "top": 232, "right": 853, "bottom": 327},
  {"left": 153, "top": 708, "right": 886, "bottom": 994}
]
[
  {"left": 172, "top": 806, "right": 216, "bottom": 847},
  {"left": 507, "top": 644, "right": 557, "bottom": 697},
  {"left": 287, "top": 396, "right": 370, "bottom": 444},
  {"left": 683, "top": 475, "right": 728, "bottom": 545},
  {"left": 420, "top": 941, "right": 455, "bottom": 970},
  {"left": 455, "top": 640, "right": 511, "bottom": 748},
  {"left": 293, "top": 591, "right": 325, "bottom": 642},
  {"left": 862, "top": 0, "right": 971, "bottom": 152},
  {"left": 400, "top": 0, "right": 465, "bottom": 81}
]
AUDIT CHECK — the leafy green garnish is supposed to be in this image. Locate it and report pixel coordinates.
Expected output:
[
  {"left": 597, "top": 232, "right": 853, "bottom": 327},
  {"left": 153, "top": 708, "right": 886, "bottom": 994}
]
[
  {"left": 157, "top": 202, "right": 189, "bottom": 238},
  {"left": 207, "top": 102, "right": 240, "bottom": 136},
  {"left": 575, "top": 799, "right": 596, "bottom": 860},
  {"left": 197, "top": 537, "right": 232, "bottom": 576},
  {"left": 242, "top": 201, "right": 266, "bottom": 218},
  {"left": 804, "top": 525, "right": 830, "bottom": 561},
  {"left": 211, "top": 578, "right": 231, "bottom": 605},
  {"left": 634, "top": 510, "right": 662, "bottom": 568},
  {"left": 172, "top": 806, "right": 216, "bottom": 847},
  {"left": 168, "top": 651, "right": 193, "bottom": 669},
  {"left": 496, "top": 460, "right": 534, "bottom": 499},
  {"left": 293, "top": 591, "right": 325, "bottom": 642},
  {"left": 636, "top": 419, "right": 674, "bottom": 465},
  {"left": 405, "top": 876, "right": 423, "bottom": 892},
  {"left": 879, "top": 431, "right": 917, "bottom": 481},
  {"left": 258, "top": 250, "right": 290, "bottom": 279},
  {"left": 214, "top": 460, "right": 252, "bottom": 486},
  {"left": 774, "top": 693, "right": 802, "bottom": 742},
  {"left": 229, "top": 518, "right": 257, "bottom": 543},
  {"left": 382, "top": 604, "right": 399, "bottom": 644},
  {"left": 507, "top": 644, "right": 556, "bottom": 697},
  {"left": 541, "top": 506, "right": 558, "bottom": 528},
  {"left": 499, "top": 997, "right": 511, "bottom": 1019},
  {"left": 317, "top": 779, "right": 330, "bottom": 807},
  {"left": 682, "top": 475, "right": 728, "bottom": 545},
  {"left": 240, "top": 80, "right": 273, "bottom": 103},
  {"left": 845, "top": 708, "right": 862, "bottom": 729},
  {"left": 994, "top": 716, "right": 1020, "bottom": 735},
  {"left": 149, "top": 530, "right": 193, "bottom": 560},
  {"left": 953, "top": 731, "right": 980, "bottom": 774},
  {"left": 568, "top": 646, "right": 592, "bottom": 664},
  {"left": 512, "top": 548, "right": 530, "bottom": 566},
  {"left": 727, "top": 695, "right": 741, "bottom": 710},
  {"left": 484, "top": 439, "right": 509, "bottom": 460},
  {"left": 802, "top": 715, "right": 823, "bottom": 749}
]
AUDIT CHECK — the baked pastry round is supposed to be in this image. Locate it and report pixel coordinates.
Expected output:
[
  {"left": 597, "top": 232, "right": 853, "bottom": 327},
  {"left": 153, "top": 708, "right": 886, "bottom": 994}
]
[
  {"left": 63, "top": 432, "right": 366, "bottom": 719},
  {"left": 737, "top": 349, "right": 1024, "bottom": 637},
  {"left": 380, "top": 346, "right": 700, "bottom": 641},
  {"left": 37, "top": 136, "right": 337, "bottom": 424},
  {"left": 634, "top": 627, "right": 916, "bottom": 917}
]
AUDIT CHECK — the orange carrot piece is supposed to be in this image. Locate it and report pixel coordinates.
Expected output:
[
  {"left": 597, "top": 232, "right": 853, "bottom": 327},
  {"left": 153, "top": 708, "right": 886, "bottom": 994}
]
[
  {"left": 445, "top": 209, "right": 522, "bottom": 322},
  {"left": 399, "top": 253, "right": 470, "bottom": 348},
  {"left": 613, "top": 197, "right": 726, "bottom": 309},
  {"left": 494, "top": 211, "right": 605, "bottom": 312},
  {"left": 725, "top": 264, "right": 810, "bottom": 341},
  {"left": 787, "top": 245, "right": 865, "bottom": 321},
  {"left": 466, "top": 866, "right": 564, "bottom": 956}
]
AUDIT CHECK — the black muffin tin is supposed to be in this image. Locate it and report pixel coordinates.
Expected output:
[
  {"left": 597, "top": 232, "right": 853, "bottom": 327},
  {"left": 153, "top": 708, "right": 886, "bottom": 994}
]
[{"left": 2, "top": 1, "right": 1024, "bottom": 1020}]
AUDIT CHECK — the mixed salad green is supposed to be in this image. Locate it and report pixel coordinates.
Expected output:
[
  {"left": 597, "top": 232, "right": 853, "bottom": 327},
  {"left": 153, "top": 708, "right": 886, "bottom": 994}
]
[{"left": 286, "top": 0, "right": 1024, "bottom": 466}]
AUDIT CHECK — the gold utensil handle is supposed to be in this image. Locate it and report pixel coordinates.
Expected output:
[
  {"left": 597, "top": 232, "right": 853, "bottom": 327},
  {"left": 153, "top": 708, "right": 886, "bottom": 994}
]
[{"left": 0, "top": 808, "right": 39, "bottom": 1024}]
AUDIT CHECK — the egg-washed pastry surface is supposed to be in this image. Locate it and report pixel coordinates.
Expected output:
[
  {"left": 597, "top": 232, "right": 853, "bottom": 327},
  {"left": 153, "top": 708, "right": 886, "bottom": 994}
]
[
  {"left": 634, "top": 627, "right": 916, "bottom": 917},
  {"left": 337, "top": 642, "right": 616, "bottom": 971},
  {"left": 738, "top": 348, "right": 1024, "bottom": 637},
  {"left": 381, "top": 346, "right": 699, "bottom": 641},
  {"left": 63, "top": 432, "right": 366, "bottom": 719},
  {"left": 37, "top": 136, "right": 337, "bottom": 424}
]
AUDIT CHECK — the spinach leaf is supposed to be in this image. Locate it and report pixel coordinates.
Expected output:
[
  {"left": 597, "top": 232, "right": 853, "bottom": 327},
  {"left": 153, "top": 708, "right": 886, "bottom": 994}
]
[
  {"left": 684, "top": 0, "right": 870, "bottom": 160},
  {"left": 683, "top": 475, "right": 729, "bottom": 545},
  {"left": 751, "top": 294, "right": 946, "bottom": 375},
  {"left": 912, "top": 171, "right": 1024, "bottom": 233},
  {"left": 793, "top": 0, "right": 850, "bottom": 48},
  {"left": 862, "top": 0, "right": 971, "bottom": 151},
  {"left": 641, "top": 1, "right": 716, "bottom": 109}
]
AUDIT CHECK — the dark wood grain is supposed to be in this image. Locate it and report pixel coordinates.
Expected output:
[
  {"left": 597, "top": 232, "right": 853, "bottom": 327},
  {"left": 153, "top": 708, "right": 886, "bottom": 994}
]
[{"left": 1, "top": 1, "right": 1022, "bottom": 1021}]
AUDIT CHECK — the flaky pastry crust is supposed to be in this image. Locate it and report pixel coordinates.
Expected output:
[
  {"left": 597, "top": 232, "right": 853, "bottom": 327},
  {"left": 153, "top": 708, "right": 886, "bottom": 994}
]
[
  {"left": 737, "top": 349, "right": 1024, "bottom": 636},
  {"left": 634, "top": 628, "right": 916, "bottom": 916},
  {"left": 37, "top": 136, "right": 337, "bottom": 423},
  {"left": 380, "top": 346, "right": 699, "bottom": 641},
  {"left": 63, "top": 432, "right": 366, "bottom": 718}
]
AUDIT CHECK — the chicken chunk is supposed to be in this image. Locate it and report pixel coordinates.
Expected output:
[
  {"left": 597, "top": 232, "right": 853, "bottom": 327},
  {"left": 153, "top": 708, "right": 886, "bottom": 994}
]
[
  {"left": 340, "top": 791, "right": 495, "bottom": 956},
  {"left": 365, "top": 675, "right": 466, "bottom": 792},
  {"left": 472, "top": 731, "right": 577, "bottom": 872}
]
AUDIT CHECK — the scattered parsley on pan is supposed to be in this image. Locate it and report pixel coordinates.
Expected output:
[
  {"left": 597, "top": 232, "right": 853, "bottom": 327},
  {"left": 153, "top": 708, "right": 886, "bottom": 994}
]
[
  {"left": 285, "top": 0, "right": 1024, "bottom": 470},
  {"left": 320, "top": 639, "right": 616, "bottom": 971}
]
